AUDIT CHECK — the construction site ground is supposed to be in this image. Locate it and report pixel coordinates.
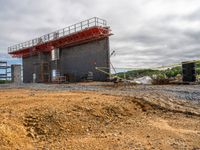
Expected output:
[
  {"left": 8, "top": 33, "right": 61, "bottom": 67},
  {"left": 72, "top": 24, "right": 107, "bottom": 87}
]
[{"left": 0, "top": 82, "right": 200, "bottom": 149}]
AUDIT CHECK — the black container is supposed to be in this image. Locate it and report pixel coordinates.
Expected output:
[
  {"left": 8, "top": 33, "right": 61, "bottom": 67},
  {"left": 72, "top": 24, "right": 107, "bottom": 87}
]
[{"left": 182, "top": 62, "right": 196, "bottom": 82}]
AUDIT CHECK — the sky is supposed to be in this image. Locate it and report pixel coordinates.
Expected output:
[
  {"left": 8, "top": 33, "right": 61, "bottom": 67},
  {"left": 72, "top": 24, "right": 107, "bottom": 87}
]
[{"left": 1, "top": 0, "right": 200, "bottom": 69}]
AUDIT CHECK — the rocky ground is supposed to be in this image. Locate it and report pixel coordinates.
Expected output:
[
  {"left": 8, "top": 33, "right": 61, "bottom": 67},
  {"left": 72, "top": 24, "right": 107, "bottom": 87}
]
[{"left": 0, "top": 82, "right": 200, "bottom": 149}]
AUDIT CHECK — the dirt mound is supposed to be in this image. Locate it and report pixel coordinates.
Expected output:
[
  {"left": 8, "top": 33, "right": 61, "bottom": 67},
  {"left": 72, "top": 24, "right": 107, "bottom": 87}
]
[
  {"left": 23, "top": 108, "right": 65, "bottom": 141},
  {"left": 20, "top": 98, "right": 137, "bottom": 148},
  {"left": 0, "top": 89, "right": 199, "bottom": 149}
]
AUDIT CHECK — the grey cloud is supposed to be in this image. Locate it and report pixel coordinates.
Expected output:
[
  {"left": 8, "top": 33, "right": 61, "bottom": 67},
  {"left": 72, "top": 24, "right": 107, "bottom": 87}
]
[{"left": 1, "top": 0, "right": 200, "bottom": 69}]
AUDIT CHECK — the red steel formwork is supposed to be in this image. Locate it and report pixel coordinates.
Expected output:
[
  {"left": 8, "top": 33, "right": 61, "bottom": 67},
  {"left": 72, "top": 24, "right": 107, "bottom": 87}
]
[{"left": 8, "top": 17, "right": 112, "bottom": 58}]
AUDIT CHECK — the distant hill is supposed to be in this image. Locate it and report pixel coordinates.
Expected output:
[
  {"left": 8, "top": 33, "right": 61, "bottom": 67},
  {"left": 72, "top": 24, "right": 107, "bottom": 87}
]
[{"left": 115, "top": 63, "right": 200, "bottom": 79}]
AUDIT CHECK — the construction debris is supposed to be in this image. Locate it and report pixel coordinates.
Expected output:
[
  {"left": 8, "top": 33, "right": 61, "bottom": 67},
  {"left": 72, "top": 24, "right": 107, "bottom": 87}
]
[{"left": 133, "top": 76, "right": 152, "bottom": 84}]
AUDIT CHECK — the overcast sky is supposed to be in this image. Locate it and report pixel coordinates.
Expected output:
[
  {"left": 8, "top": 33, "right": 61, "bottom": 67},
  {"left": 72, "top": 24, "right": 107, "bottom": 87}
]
[{"left": 1, "top": 0, "right": 200, "bottom": 69}]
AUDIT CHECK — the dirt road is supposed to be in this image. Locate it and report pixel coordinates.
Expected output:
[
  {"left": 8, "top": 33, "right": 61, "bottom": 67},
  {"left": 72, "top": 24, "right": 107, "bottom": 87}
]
[{"left": 0, "top": 87, "right": 199, "bottom": 149}]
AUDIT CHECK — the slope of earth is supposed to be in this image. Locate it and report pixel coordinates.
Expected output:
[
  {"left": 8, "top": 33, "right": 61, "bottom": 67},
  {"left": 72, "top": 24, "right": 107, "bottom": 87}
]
[{"left": 0, "top": 89, "right": 199, "bottom": 149}]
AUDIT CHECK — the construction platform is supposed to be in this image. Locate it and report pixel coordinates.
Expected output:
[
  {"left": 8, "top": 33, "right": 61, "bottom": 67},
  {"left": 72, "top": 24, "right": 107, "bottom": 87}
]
[
  {"left": 8, "top": 17, "right": 112, "bottom": 58},
  {"left": 8, "top": 17, "right": 112, "bottom": 83}
]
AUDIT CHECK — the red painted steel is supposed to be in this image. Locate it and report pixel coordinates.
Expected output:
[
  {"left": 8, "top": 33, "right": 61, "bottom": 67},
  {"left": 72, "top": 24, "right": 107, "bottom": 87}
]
[{"left": 9, "top": 26, "right": 111, "bottom": 58}]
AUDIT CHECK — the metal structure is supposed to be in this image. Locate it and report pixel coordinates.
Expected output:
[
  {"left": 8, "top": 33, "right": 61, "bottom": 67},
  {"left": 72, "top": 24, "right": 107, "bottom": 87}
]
[
  {"left": 0, "top": 61, "right": 11, "bottom": 81},
  {"left": 8, "top": 17, "right": 111, "bottom": 58},
  {"left": 8, "top": 17, "right": 112, "bottom": 83}
]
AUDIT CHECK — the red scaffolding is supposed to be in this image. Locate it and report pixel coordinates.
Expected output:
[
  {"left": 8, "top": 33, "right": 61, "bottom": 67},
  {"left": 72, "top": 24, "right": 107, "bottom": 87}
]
[{"left": 8, "top": 17, "right": 112, "bottom": 58}]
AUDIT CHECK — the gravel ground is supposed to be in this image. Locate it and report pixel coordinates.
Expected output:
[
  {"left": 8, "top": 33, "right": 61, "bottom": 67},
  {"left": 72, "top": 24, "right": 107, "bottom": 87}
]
[
  {"left": 1, "top": 82, "right": 200, "bottom": 115},
  {"left": 1, "top": 82, "right": 200, "bottom": 102},
  {"left": 1, "top": 82, "right": 200, "bottom": 107},
  {"left": 0, "top": 82, "right": 200, "bottom": 103}
]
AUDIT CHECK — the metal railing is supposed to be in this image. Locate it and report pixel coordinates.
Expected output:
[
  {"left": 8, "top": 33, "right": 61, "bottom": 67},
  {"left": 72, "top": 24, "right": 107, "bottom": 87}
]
[{"left": 8, "top": 17, "right": 107, "bottom": 53}]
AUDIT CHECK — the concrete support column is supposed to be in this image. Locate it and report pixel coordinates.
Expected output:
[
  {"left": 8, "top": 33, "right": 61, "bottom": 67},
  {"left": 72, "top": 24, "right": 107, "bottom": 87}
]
[{"left": 11, "top": 65, "right": 22, "bottom": 84}]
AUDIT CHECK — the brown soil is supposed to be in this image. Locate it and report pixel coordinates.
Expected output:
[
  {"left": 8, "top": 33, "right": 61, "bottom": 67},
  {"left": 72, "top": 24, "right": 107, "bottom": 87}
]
[{"left": 0, "top": 89, "right": 199, "bottom": 150}]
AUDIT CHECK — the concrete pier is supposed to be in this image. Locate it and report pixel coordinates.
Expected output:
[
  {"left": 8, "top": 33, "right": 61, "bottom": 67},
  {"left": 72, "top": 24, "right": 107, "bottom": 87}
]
[{"left": 11, "top": 65, "right": 22, "bottom": 84}]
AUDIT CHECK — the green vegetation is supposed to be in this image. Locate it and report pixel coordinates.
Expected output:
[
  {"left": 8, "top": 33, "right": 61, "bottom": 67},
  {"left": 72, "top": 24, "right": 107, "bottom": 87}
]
[
  {"left": 116, "top": 63, "right": 200, "bottom": 80},
  {"left": 0, "top": 80, "right": 12, "bottom": 84},
  {"left": 116, "top": 66, "right": 182, "bottom": 79},
  {"left": 116, "top": 69, "right": 160, "bottom": 79}
]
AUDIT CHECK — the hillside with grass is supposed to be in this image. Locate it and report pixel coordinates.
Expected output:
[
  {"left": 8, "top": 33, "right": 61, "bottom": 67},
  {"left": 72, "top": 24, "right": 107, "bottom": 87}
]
[{"left": 116, "top": 63, "right": 200, "bottom": 80}]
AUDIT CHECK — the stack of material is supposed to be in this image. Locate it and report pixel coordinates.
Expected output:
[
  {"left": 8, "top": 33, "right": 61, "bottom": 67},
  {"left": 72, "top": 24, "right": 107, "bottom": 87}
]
[{"left": 52, "top": 76, "right": 66, "bottom": 84}]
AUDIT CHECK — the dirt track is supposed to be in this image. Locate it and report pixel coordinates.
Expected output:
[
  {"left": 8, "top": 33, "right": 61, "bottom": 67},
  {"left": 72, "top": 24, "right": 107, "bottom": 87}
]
[{"left": 0, "top": 84, "right": 200, "bottom": 149}]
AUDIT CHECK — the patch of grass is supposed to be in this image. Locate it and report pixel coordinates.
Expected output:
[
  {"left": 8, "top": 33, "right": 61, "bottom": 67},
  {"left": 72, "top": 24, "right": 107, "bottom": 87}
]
[{"left": 0, "top": 80, "right": 12, "bottom": 84}]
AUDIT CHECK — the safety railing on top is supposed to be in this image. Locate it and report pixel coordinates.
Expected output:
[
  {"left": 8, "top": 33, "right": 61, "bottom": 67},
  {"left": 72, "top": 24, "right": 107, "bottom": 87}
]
[{"left": 8, "top": 17, "right": 107, "bottom": 53}]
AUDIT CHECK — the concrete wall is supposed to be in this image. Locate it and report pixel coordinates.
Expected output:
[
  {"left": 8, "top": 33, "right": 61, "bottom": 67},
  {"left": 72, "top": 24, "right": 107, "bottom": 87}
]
[
  {"left": 60, "top": 38, "right": 110, "bottom": 81},
  {"left": 11, "top": 65, "right": 22, "bottom": 84},
  {"left": 23, "top": 56, "right": 37, "bottom": 83},
  {"left": 23, "top": 54, "right": 51, "bottom": 83},
  {"left": 22, "top": 37, "right": 110, "bottom": 83}
]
